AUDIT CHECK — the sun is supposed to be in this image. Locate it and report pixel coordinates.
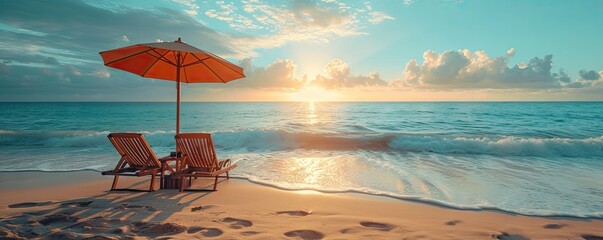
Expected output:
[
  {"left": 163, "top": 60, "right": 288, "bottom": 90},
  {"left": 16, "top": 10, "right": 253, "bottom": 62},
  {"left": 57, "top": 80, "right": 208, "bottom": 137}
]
[{"left": 287, "top": 86, "right": 340, "bottom": 102}]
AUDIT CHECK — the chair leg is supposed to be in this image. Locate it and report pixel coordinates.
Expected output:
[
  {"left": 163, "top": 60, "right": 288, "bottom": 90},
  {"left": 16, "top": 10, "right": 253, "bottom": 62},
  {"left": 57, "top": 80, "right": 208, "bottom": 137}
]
[
  {"left": 226, "top": 171, "right": 229, "bottom": 179},
  {"left": 160, "top": 162, "right": 165, "bottom": 189},
  {"left": 179, "top": 177, "right": 184, "bottom": 192},
  {"left": 213, "top": 176, "right": 219, "bottom": 191},
  {"left": 149, "top": 174, "right": 155, "bottom": 192},
  {"left": 111, "top": 176, "right": 119, "bottom": 190},
  {"left": 188, "top": 177, "right": 192, "bottom": 186}
]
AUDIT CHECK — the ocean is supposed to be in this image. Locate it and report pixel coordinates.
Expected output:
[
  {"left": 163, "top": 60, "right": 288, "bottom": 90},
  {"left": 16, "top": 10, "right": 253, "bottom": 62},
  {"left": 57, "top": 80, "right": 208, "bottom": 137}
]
[{"left": 1, "top": 102, "right": 602, "bottom": 218}]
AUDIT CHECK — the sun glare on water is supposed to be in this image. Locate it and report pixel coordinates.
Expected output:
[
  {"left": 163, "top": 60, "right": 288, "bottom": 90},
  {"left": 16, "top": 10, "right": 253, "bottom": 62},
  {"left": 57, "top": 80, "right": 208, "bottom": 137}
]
[{"left": 288, "top": 87, "right": 340, "bottom": 102}]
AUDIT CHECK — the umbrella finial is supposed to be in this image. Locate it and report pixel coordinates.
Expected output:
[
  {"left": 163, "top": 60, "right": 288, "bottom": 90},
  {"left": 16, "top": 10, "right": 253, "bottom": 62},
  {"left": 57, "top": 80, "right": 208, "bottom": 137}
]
[{"left": 176, "top": 37, "right": 182, "bottom": 43}]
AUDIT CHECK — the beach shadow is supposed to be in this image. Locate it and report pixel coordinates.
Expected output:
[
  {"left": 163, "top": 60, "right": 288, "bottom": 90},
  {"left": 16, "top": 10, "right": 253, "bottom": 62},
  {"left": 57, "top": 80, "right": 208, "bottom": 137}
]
[
  {"left": 181, "top": 177, "right": 231, "bottom": 192},
  {"left": 8, "top": 201, "right": 55, "bottom": 208},
  {"left": 0, "top": 178, "right": 216, "bottom": 239}
]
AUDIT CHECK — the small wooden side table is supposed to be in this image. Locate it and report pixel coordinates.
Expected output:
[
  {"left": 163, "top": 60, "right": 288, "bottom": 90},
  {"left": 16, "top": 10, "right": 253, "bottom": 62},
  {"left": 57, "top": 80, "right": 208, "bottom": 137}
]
[{"left": 159, "top": 156, "right": 183, "bottom": 189}]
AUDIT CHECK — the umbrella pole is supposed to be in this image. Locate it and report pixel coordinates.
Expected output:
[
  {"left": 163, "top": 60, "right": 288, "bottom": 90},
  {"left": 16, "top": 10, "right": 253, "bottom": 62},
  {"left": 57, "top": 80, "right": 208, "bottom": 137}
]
[
  {"left": 176, "top": 67, "right": 181, "bottom": 135},
  {"left": 175, "top": 52, "right": 182, "bottom": 158},
  {"left": 175, "top": 65, "right": 181, "bottom": 157}
]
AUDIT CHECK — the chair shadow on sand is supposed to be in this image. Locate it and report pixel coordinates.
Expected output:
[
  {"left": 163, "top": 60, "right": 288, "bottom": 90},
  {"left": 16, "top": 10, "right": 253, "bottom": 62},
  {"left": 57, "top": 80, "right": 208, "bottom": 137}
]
[{"left": 0, "top": 178, "right": 232, "bottom": 239}]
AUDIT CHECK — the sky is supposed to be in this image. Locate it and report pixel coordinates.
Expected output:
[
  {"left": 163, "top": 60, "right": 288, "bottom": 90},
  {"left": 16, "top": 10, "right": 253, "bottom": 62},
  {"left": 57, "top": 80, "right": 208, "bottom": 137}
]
[{"left": 1, "top": 0, "right": 602, "bottom": 102}]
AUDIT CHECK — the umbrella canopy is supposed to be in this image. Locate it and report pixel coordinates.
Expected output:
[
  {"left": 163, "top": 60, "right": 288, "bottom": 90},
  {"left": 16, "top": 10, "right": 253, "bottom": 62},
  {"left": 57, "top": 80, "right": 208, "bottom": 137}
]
[{"left": 99, "top": 38, "right": 245, "bottom": 134}]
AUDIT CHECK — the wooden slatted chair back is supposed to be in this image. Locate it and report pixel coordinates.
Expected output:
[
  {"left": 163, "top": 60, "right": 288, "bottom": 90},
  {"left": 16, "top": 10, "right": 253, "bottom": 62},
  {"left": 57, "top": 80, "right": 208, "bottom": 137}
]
[
  {"left": 175, "top": 133, "right": 218, "bottom": 170},
  {"left": 108, "top": 133, "right": 160, "bottom": 169}
]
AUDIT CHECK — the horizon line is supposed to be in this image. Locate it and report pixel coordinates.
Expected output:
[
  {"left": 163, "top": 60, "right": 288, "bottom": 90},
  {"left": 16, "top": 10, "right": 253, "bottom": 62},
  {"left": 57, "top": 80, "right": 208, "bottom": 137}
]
[{"left": 1, "top": 100, "right": 603, "bottom": 103}]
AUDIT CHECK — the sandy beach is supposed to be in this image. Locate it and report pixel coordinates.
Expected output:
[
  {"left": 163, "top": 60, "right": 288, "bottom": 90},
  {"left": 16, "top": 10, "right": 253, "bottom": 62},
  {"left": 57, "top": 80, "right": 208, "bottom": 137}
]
[
  {"left": 3, "top": 0, "right": 603, "bottom": 239},
  {"left": 0, "top": 171, "right": 601, "bottom": 240}
]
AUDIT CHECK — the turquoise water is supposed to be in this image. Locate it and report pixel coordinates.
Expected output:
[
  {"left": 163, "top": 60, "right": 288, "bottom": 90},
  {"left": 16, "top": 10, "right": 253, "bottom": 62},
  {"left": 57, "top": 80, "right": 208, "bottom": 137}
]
[{"left": 1, "top": 102, "right": 602, "bottom": 217}]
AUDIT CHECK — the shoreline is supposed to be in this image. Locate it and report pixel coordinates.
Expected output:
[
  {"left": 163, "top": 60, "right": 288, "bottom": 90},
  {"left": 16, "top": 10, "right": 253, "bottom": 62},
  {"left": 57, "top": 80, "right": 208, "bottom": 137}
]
[
  {"left": 1, "top": 171, "right": 602, "bottom": 239},
  {"left": 2, "top": 101, "right": 603, "bottom": 103},
  {"left": 1, "top": 169, "right": 601, "bottom": 221}
]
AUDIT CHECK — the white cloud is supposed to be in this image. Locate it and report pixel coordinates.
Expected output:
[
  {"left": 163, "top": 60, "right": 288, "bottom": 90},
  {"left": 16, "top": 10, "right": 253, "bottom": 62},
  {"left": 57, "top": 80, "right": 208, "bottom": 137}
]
[
  {"left": 184, "top": 9, "right": 198, "bottom": 15},
  {"left": 65, "top": 65, "right": 81, "bottom": 76},
  {"left": 403, "top": 0, "right": 414, "bottom": 6},
  {"left": 205, "top": 9, "right": 233, "bottom": 21},
  {"left": 171, "top": 0, "right": 200, "bottom": 16},
  {"left": 578, "top": 69, "right": 601, "bottom": 80},
  {"left": 292, "top": 0, "right": 347, "bottom": 27},
  {"left": 229, "top": 58, "right": 305, "bottom": 89},
  {"left": 398, "top": 49, "right": 574, "bottom": 89},
  {"left": 207, "top": 1, "right": 236, "bottom": 20},
  {"left": 368, "top": 11, "right": 394, "bottom": 24},
  {"left": 564, "top": 69, "right": 603, "bottom": 88},
  {"left": 506, "top": 47, "right": 515, "bottom": 57},
  {"left": 205, "top": 0, "right": 395, "bottom": 56},
  {"left": 93, "top": 68, "right": 111, "bottom": 78},
  {"left": 312, "top": 59, "right": 387, "bottom": 89},
  {"left": 220, "top": 58, "right": 387, "bottom": 90},
  {"left": 211, "top": 53, "right": 600, "bottom": 92},
  {"left": 121, "top": 35, "right": 130, "bottom": 42},
  {"left": 206, "top": 1, "right": 264, "bottom": 30},
  {"left": 243, "top": 4, "right": 255, "bottom": 13}
]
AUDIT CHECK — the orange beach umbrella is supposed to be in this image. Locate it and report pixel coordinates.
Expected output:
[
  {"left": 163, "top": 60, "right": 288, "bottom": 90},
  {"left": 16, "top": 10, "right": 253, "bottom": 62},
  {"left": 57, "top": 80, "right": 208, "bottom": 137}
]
[{"left": 99, "top": 38, "right": 245, "bottom": 134}]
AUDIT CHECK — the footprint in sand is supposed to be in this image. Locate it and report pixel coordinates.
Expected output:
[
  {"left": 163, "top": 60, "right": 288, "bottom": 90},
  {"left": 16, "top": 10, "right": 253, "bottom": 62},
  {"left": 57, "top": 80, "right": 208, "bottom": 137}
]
[
  {"left": 187, "top": 226, "right": 224, "bottom": 237},
  {"left": 242, "top": 231, "right": 262, "bottom": 236},
  {"left": 276, "top": 210, "right": 312, "bottom": 216},
  {"left": 543, "top": 223, "right": 566, "bottom": 229},
  {"left": 446, "top": 220, "right": 462, "bottom": 226},
  {"left": 360, "top": 221, "right": 395, "bottom": 231},
  {"left": 284, "top": 229, "right": 324, "bottom": 240},
  {"left": 222, "top": 217, "right": 253, "bottom": 229},
  {"left": 582, "top": 234, "right": 603, "bottom": 240},
  {"left": 339, "top": 228, "right": 359, "bottom": 234},
  {"left": 131, "top": 221, "right": 188, "bottom": 237},
  {"left": 8, "top": 201, "right": 55, "bottom": 208},
  {"left": 492, "top": 232, "right": 529, "bottom": 240},
  {"left": 191, "top": 204, "right": 218, "bottom": 212}
]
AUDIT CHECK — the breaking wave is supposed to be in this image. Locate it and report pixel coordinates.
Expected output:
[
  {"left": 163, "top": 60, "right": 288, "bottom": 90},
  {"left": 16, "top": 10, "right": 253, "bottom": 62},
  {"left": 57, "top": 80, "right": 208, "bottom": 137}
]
[
  {"left": 1, "top": 129, "right": 601, "bottom": 157},
  {"left": 388, "top": 135, "right": 603, "bottom": 157}
]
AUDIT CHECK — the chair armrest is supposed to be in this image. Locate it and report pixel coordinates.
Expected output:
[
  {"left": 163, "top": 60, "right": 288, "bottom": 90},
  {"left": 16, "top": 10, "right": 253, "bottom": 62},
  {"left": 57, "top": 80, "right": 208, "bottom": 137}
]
[{"left": 217, "top": 159, "right": 231, "bottom": 168}]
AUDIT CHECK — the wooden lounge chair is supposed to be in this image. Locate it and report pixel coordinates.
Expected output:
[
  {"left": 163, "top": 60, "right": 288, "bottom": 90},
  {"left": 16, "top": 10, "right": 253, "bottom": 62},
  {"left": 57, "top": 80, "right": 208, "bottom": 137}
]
[
  {"left": 101, "top": 133, "right": 161, "bottom": 191},
  {"left": 174, "top": 133, "right": 237, "bottom": 192}
]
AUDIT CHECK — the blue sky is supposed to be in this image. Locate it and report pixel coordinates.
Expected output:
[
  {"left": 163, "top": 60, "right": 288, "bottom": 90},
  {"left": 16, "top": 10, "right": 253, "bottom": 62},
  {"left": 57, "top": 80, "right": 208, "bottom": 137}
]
[{"left": 1, "top": 0, "right": 602, "bottom": 101}]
